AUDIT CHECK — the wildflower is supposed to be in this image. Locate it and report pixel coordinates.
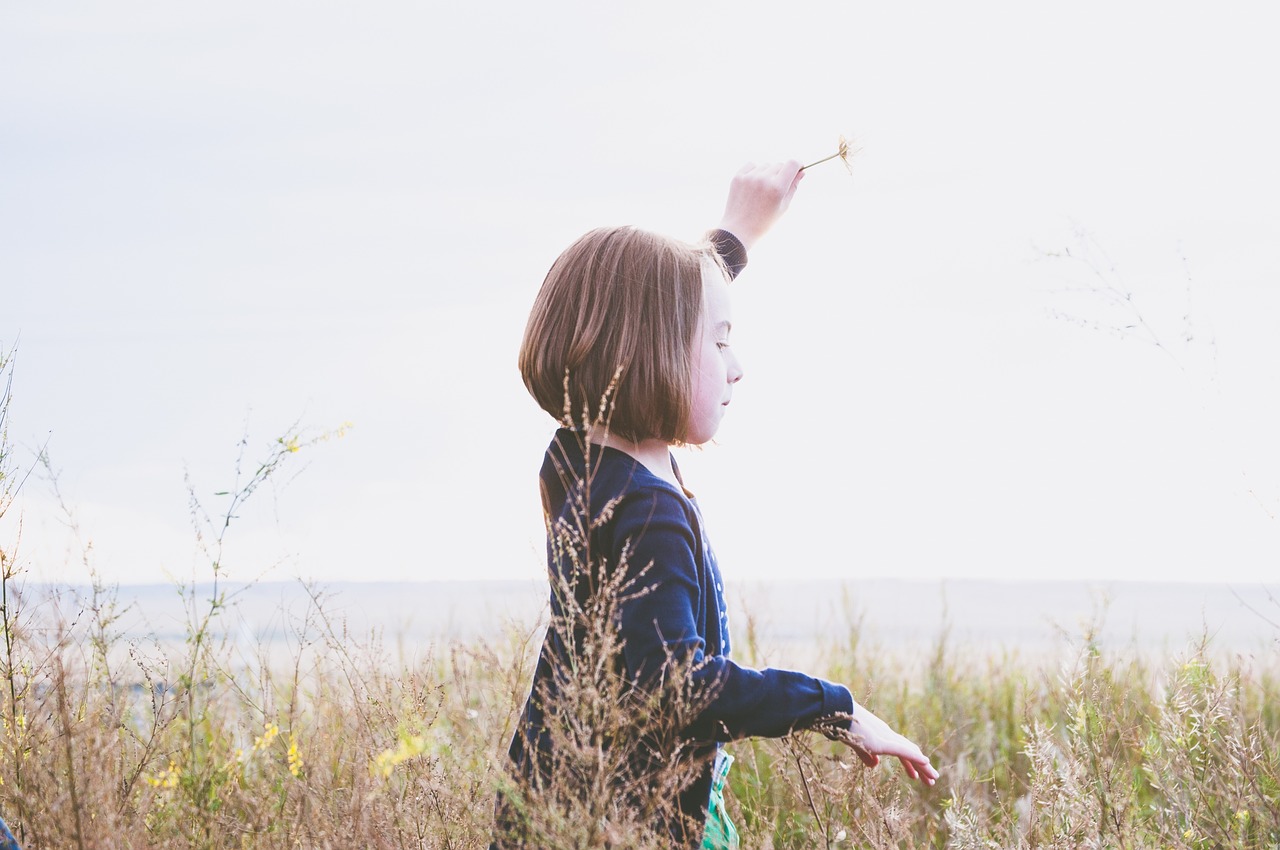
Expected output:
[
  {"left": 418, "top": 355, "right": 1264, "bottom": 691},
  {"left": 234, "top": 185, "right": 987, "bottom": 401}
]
[
  {"left": 801, "top": 135, "right": 857, "bottom": 174},
  {"left": 321, "top": 421, "right": 355, "bottom": 441},
  {"left": 146, "top": 760, "right": 181, "bottom": 789},
  {"left": 287, "top": 732, "right": 304, "bottom": 779},
  {"left": 254, "top": 722, "right": 280, "bottom": 751},
  {"left": 1235, "top": 809, "right": 1249, "bottom": 822},
  {"left": 373, "top": 733, "right": 429, "bottom": 778}
]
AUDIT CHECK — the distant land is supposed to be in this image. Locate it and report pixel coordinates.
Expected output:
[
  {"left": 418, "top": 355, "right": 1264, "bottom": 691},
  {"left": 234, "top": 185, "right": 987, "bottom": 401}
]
[{"left": 17, "top": 578, "right": 1277, "bottom": 666}]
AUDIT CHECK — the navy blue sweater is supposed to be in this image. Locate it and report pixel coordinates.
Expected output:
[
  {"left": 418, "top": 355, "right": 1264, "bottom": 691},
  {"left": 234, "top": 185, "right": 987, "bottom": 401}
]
[{"left": 502, "top": 430, "right": 854, "bottom": 844}]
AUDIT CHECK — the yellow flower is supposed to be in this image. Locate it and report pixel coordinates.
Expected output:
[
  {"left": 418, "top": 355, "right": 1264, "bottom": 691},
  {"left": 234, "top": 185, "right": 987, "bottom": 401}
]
[
  {"left": 146, "top": 760, "right": 181, "bottom": 789},
  {"left": 287, "top": 732, "right": 304, "bottom": 779},
  {"left": 1183, "top": 828, "right": 1194, "bottom": 840},
  {"left": 254, "top": 722, "right": 280, "bottom": 751},
  {"left": 1235, "top": 809, "right": 1249, "bottom": 822},
  {"left": 373, "top": 733, "right": 428, "bottom": 778}
]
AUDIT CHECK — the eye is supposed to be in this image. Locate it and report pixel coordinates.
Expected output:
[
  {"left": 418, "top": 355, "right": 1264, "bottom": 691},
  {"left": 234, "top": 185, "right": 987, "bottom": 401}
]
[{"left": 716, "top": 341, "right": 731, "bottom": 351}]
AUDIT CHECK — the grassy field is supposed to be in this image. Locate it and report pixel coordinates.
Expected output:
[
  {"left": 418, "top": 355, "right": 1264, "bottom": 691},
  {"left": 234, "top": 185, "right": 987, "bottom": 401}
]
[
  {"left": 3, "top": 353, "right": 1278, "bottom": 849},
  {"left": 1, "top": 565, "right": 1277, "bottom": 849}
]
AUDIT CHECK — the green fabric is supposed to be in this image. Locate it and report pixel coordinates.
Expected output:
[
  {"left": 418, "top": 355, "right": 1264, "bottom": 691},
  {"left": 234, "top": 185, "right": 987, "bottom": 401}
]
[{"left": 700, "top": 751, "right": 739, "bottom": 850}]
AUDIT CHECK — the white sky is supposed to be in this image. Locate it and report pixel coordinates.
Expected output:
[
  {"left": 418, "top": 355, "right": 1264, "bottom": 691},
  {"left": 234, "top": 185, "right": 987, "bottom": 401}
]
[{"left": 3, "top": 2, "right": 1279, "bottom": 586}]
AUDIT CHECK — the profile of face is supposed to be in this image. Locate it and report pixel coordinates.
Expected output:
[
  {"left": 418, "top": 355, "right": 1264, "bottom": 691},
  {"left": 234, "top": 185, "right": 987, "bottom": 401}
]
[{"left": 686, "top": 262, "right": 744, "bottom": 445}]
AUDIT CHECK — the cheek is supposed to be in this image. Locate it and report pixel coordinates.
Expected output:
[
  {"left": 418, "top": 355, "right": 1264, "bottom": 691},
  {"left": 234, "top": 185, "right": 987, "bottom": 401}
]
[{"left": 693, "top": 343, "right": 723, "bottom": 391}]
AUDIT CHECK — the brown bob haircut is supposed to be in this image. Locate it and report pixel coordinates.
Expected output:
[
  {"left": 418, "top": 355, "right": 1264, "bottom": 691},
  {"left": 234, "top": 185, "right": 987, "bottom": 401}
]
[{"left": 519, "top": 226, "right": 729, "bottom": 444}]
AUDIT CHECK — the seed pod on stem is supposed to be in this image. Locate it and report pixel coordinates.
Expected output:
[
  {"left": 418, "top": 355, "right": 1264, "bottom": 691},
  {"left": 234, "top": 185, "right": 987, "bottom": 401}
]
[{"left": 801, "top": 135, "right": 856, "bottom": 174}]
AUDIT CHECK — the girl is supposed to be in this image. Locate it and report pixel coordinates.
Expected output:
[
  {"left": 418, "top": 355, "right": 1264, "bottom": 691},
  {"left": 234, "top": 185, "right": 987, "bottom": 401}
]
[{"left": 498, "top": 161, "right": 938, "bottom": 849}]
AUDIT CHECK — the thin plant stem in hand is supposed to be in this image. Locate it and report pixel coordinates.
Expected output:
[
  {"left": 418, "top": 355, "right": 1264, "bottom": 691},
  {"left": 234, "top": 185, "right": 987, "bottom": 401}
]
[{"left": 801, "top": 135, "right": 856, "bottom": 174}]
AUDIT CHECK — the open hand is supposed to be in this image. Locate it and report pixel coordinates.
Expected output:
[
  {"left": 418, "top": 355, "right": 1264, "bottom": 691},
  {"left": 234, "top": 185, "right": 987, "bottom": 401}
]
[
  {"left": 821, "top": 705, "right": 939, "bottom": 786},
  {"left": 716, "top": 160, "right": 804, "bottom": 252},
  {"left": 849, "top": 705, "right": 939, "bottom": 785}
]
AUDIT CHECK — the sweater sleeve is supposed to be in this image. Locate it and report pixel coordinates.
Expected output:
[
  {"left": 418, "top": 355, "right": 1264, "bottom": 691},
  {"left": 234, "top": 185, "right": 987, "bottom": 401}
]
[
  {"left": 612, "top": 487, "right": 853, "bottom": 742},
  {"left": 706, "top": 229, "right": 748, "bottom": 280}
]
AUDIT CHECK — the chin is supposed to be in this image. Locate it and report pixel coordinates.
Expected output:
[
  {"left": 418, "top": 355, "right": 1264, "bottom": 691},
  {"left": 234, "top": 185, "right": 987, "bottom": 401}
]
[{"left": 690, "top": 428, "right": 721, "bottom": 446}]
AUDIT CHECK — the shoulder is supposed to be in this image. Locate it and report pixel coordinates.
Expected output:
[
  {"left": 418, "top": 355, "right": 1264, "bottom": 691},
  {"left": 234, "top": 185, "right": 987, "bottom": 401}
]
[{"left": 611, "top": 478, "right": 696, "bottom": 533}]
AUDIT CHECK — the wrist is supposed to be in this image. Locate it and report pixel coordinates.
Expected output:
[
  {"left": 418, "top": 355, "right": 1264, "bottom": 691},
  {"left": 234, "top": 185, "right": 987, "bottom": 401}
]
[
  {"left": 707, "top": 228, "right": 748, "bottom": 280},
  {"left": 714, "top": 218, "right": 760, "bottom": 253}
]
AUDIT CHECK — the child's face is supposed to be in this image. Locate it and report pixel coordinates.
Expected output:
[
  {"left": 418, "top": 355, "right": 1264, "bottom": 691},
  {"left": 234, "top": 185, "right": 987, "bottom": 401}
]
[{"left": 687, "top": 262, "right": 743, "bottom": 445}]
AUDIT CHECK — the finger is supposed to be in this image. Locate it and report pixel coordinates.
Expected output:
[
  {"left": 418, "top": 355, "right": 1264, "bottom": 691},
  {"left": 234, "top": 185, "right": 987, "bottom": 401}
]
[
  {"left": 782, "top": 173, "right": 802, "bottom": 205},
  {"left": 770, "top": 160, "right": 799, "bottom": 188},
  {"left": 780, "top": 161, "right": 804, "bottom": 202},
  {"left": 909, "top": 753, "right": 938, "bottom": 784},
  {"left": 900, "top": 757, "right": 918, "bottom": 780}
]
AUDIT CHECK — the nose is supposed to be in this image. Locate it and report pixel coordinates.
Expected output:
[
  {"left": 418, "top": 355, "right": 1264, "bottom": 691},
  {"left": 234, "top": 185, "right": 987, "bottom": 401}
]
[{"left": 727, "top": 349, "right": 744, "bottom": 385}]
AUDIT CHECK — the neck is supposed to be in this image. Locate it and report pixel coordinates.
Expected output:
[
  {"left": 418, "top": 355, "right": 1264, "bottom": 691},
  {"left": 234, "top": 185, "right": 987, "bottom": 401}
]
[{"left": 589, "top": 430, "right": 679, "bottom": 488}]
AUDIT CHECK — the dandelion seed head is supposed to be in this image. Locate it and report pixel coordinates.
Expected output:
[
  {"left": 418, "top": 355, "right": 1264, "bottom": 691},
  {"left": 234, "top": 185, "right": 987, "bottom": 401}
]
[{"left": 803, "top": 134, "right": 858, "bottom": 174}]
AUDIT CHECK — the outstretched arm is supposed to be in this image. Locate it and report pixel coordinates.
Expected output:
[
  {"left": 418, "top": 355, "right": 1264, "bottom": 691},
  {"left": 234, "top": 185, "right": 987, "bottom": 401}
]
[
  {"left": 613, "top": 488, "right": 855, "bottom": 742},
  {"left": 611, "top": 487, "right": 940, "bottom": 785},
  {"left": 715, "top": 160, "right": 805, "bottom": 253}
]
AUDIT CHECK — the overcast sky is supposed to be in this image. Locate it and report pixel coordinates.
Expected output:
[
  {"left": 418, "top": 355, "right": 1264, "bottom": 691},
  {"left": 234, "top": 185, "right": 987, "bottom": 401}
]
[{"left": 3, "top": 2, "right": 1279, "bottom": 587}]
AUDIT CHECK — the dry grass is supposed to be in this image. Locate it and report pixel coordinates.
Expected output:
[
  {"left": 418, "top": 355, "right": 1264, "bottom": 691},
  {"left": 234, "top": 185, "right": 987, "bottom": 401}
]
[
  {"left": 2, "top": 352, "right": 1278, "bottom": 849},
  {"left": 2, "top": 577, "right": 1277, "bottom": 849}
]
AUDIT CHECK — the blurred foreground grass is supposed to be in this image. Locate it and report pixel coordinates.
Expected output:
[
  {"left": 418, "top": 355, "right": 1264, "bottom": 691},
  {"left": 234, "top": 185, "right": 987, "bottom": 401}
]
[{"left": 0, "top": 576, "right": 1276, "bottom": 849}]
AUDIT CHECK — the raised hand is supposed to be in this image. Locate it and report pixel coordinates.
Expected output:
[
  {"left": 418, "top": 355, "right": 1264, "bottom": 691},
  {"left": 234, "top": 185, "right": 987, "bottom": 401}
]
[{"left": 716, "top": 160, "right": 804, "bottom": 252}]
